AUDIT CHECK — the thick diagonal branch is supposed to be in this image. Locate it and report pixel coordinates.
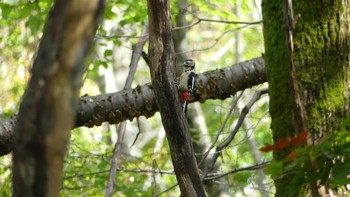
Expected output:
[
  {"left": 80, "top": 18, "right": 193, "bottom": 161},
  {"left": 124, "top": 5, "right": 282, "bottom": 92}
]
[{"left": 147, "top": 0, "right": 206, "bottom": 195}]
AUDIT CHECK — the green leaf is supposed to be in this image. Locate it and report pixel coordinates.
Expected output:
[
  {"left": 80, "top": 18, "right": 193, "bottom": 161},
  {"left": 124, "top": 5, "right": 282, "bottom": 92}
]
[
  {"left": 103, "top": 49, "right": 113, "bottom": 58},
  {"left": 264, "top": 160, "right": 283, "bottom": 175}
]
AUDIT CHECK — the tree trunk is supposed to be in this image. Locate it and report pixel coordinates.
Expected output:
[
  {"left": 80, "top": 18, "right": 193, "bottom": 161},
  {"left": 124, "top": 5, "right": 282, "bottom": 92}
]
[
  {"left": 262, "top": 0, "right": 350, "bottom": 196},
  {"left": 12, "top": 1, "right": 104, "bottom": 196},
  {"left": 147, "top": 0, "right": 206, "bottom": 196}
]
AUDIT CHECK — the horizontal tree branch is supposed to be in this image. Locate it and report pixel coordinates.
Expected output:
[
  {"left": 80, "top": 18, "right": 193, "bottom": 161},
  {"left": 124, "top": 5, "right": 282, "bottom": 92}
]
[
  {"left": 0, "top": 57, "right": 265, "bottom": 156},
  {"left": 141, "top": 160, "right": 270, "bottom": 196},
  {"left": 108, "top": 160, "right": 269, "bottom": 179},
  {"left": 203, "top": 161, "right": 270, "bottom": 181},
  {"left": 95, "top": 17, "right": 261, "bottom": 39}
]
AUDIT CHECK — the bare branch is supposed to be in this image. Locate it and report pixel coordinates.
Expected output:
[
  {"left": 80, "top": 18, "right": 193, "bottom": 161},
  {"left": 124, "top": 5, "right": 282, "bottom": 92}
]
[
  {"left": 203, "top": 161, "right": 270, "bottom": 181},
  {"left": 153, "top": 160, "right": 270, "bottom": 196},
  {"left": 195, "top": 18, "right": 262, "bottom": 25},
  {"left": 198, "top": 91, "right": 244, "bottom": 167},
  {"left": 64, "top": 170, "right": 109, "bottom": 179},
  {"left": 176, "top": 25, "right": 251, "bottom": 55},
  {"left": 96, "top": 10, "right": 261, "bottom": 40},
  {"left": 95, "top": 33, "right": 149, "bottom": 39},
  {"left": 172, "top": 9, "right": 262, "bottom": 32},
  {"left": 105, "top": 23, "right": 149, "bottom": 197},
  {"left": 0, "top": 57, "right": 266, "bottom": 157},
  {"left": 201, "top": 88, "right": 269, "bottom": 179},
  {"left": 113, "top": 160, "right": 270, "bottom": 180},
  {"left": 154, "top": 184, "right": 178, "bottom": 197},
  {"left": 117, "top": 167, "right": 174, "bottom": 175}
]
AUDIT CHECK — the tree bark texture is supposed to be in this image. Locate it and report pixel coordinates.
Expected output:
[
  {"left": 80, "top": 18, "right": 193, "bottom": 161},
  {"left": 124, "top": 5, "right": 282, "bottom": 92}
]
[
  {"left": 0, "top": 57, "right": 266, "bottom": 157},
  {"left": 147, "top": 0, "right": 206, "bottom": 196},
  {"left": 12, "top": 0, "right": 104, "bottom": 196},
  {"left": 262, "top": 0, "right": 350, "bottom": 196}
]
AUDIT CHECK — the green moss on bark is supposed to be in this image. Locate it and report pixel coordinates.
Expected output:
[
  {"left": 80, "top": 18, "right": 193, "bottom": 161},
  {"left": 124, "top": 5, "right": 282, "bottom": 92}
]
[
  {"left": 262, "top": 0, "right": 294, "bottom": 140},
  {"left": 262, "top": 0, "right": 350, "bottom": 196},
  {"left": 262, "top": 1, "right": 297, "bottom": 195},
  {"left": 293, "top": 1, "right": 350, "bottom": 134}
]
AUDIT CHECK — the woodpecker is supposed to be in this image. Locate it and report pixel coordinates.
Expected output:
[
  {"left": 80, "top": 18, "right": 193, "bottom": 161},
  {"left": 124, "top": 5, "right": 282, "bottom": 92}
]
[{"left": 178, "top": 59, "right": 196, "bottom": 115}]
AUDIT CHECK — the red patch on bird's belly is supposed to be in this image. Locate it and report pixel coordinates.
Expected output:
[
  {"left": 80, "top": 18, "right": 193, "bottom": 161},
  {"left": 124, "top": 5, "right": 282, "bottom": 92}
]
[{"left": 180, "top": 90, "right": 190, "bottom": 102}]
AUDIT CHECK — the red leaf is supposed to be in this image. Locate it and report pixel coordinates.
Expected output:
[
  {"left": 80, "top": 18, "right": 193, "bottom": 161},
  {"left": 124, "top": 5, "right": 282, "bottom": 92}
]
[
  {"left": 259, "top": 131, "right": 309, "bottom": 153},
  {"left": 290, "top": 131, "right": 308, "bottom": 146},
  {"left": 259, "top": 144, "right": 277, "bottom": 152},
  {"left": 275, "top": 137, "right": 290, "bottom": 150},
  {"left": 286, "top": 150, "right": 298, "bottom": 161}
]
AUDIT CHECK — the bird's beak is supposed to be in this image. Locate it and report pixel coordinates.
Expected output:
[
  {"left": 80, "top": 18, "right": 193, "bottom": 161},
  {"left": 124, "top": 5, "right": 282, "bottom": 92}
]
[{"left": 177, "top": 64, "right": 185, "bottom": 67}]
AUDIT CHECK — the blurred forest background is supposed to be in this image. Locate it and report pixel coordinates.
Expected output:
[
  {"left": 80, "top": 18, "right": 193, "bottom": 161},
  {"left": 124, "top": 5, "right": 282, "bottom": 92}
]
[{"left": 0, "top": 0, "right": 273, "bottom": 196}]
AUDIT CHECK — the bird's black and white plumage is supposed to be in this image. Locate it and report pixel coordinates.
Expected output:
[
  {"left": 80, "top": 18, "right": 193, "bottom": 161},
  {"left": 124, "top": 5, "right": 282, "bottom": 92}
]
[{"left": 178, "top": 59, "right": 196, "bottom": 115}]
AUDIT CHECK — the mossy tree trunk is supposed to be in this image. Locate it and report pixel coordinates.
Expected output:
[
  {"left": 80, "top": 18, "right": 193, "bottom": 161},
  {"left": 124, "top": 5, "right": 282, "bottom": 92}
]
[{"left": 262, "top": 0, "right": 350, "bottom": 196}]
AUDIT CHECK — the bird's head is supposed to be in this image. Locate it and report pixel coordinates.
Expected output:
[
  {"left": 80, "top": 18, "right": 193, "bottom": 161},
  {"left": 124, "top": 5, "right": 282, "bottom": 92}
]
[{"left": 182, "top": 59, "right": 195, "bottom": 70}]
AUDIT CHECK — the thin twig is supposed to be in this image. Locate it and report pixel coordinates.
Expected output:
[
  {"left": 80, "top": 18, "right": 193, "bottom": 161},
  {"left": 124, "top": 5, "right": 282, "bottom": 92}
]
[
  {"left": 130, "top": 117, "right": 142, "bottom": 148},
  {"left": 65, "top": 160, "right": 268, "bottom": 181},
  {"left": 116, "top": 167, "right": 174, "bottom": 175},
  {"left": 105, "top": 23, "right": 149, "bottom": 197},
  {"left": 176, "top": 25, "right": 251, "bottom": 55},
  {"left": 96, "top": 12, "right": 261, "bottom": 40},
  {"left": 153, "top": 184, "right": 178, "bottom": 197},
  {"left": 151, "top": 160, "right": 159, "bottom": 196},
  {"left": 64, "top": 170, "right": 110, "bottom": 179},
  {"left": 153, "top": 161, "right": 269, "bottom": 196},
  {"left": 201, "top": 88, "right": 268, "bottom": 179},
  {"left": 199, "top": 91, "right": 245, "bottom": 167},
  {"left": 174, "top": 8, "right": 261, "bottom": 31},
  {"left": 105, "top": 122, "right": 127, "bottom": 197},
  {"left": 203, "top": 161, "right": 270, "bottom": 180},
  {"left": 95, "top": 33, "right": 149, "bottom": 39}
]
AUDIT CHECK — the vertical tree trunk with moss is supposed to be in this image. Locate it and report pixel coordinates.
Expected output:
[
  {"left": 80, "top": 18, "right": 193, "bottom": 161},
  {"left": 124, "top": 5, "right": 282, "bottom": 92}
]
[{"left": 262, "top": 0, "right": 350, "bottom": 196}]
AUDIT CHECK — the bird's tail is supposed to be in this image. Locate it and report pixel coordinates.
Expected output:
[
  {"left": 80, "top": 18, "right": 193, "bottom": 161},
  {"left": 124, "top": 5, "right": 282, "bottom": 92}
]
[{"left": 182, "top": 101, "right": 188, "bottom": 115}]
